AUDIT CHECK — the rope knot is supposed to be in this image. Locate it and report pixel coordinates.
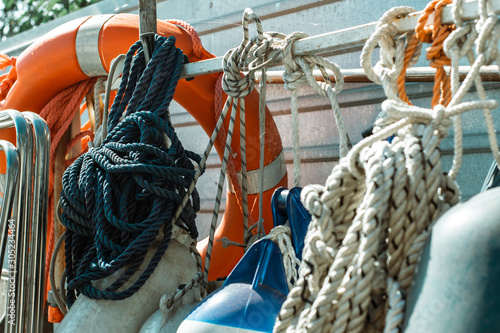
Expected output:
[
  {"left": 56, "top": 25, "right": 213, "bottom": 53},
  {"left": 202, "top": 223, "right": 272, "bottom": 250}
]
[
  {"left": 222, "top": 48, "right": 256, "bottom": 98},
  {"left": 431, "top": 104, "right": 451, "bottom": 136},
  {"left": 443, "top": 22, "right": 475, "bottom": 60},
  {"left": 222, "top": 8, "right": 280, "bottom": 98},
  {"left": 301, "top": 184, "right": 324, "bottom": 218}
]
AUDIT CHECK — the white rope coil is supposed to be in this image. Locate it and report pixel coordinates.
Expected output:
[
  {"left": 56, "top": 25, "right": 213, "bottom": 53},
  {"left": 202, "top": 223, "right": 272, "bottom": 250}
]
[{"left": 274, "top": 1, "right": 500, "bottom": 332}]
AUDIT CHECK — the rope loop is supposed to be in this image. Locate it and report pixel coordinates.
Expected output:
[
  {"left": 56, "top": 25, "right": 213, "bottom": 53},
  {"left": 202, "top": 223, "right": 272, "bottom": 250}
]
[
  {"left": 278, "top": 28, "right": 348, "bottom": 175},
  {"left": 361, "top": 6, "right": 417, "bottom": 89}
]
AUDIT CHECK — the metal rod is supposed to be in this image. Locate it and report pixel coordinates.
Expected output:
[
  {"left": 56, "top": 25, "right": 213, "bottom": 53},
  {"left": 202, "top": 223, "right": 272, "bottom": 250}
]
[
  {"left": 139, "top": 0, "right": 157, "bottom": 64},
  {"left": 111, "top": 65, "right": 500, "bottom": 90},
  {"left": 0, "top": 140, "right": 18, "bottom": 274},
  {"left": 252, "top": 66, "right": 500, "bottom": 84},
  {"left": 181, "top": 0, "right": 500, "bottom": 79},
  {"left": 22, "top": 113, "right": 50, "bottom": 333}
]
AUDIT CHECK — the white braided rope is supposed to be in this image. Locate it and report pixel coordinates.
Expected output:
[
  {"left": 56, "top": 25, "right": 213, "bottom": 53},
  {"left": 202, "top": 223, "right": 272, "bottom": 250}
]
[{"left": 274, "top": 2, "right": 500, "bottom": 332}]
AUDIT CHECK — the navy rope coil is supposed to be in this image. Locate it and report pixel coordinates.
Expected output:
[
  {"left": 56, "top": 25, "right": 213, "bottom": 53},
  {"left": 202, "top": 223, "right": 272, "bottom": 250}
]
[{"left": 60, "top": 36, "right": 203, "bottom": 306}]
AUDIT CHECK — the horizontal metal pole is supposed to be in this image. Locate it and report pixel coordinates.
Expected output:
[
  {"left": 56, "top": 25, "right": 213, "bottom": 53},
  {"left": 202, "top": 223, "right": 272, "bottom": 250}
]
[
  {"left": 253, "top": 66, "right": 500, "bottom": 84},
  {"left": 181, "top": 0, "right": 500, "bottom": 79}
]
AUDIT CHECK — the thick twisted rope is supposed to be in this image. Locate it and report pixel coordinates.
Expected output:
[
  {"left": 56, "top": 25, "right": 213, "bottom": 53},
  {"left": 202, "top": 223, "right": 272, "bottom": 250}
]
[
  {"left": 60, "top": 36, "right": 202, "bottom": 306},
  {"left": 275, "top": 2, "right": 500, "bottom": 331}
]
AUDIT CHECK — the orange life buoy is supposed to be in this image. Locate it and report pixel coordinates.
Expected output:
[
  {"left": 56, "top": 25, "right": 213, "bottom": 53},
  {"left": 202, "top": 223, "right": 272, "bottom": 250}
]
[{"left": 0, "top": 14, "right": 287, "bottom": 280}]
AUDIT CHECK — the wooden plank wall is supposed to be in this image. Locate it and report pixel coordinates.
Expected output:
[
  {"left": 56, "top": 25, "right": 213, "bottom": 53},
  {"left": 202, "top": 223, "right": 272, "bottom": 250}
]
[{"left": 1, "top": 0, "right": 499, "bottom": 239}]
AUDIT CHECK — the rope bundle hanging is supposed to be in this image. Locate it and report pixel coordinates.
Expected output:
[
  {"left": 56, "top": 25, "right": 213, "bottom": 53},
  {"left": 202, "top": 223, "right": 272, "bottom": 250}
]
[
  {"left": 218, "top": 8, "right": 348, "bottom": 245},
  {"left": 60, "top": 35, "right": 203, "bottom": 307},
  {"left": 275, "top": 1, "right": 500, "bottom": 332}
]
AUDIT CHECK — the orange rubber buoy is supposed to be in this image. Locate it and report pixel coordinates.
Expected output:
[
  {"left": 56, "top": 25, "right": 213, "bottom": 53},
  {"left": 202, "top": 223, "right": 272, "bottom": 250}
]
[{"left": 0, "top": 14, "right": 287, "bottom": 280}]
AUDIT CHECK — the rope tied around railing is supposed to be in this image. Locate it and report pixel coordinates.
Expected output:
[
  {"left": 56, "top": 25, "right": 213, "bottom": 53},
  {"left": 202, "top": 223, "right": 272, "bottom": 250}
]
[
  {"left": 415, "top": 0, "right": 455, "bottom": 107},
  {"left": 60, "top": 35, "right": 203, "bottom": 307},
  {"left": 275, "top": 1, "right": 500, "bottom": 331},
  {"left": 362, "top": 6, "right": 419, "bottom": 101},
  {"left": 279, "top": 31, "right": 347, "bottom": 186}
]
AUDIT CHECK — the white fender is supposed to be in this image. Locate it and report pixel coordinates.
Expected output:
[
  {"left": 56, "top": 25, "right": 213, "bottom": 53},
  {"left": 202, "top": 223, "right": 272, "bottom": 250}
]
[{"left": 56, "top": 227, "right": 197, "bottom": 333}]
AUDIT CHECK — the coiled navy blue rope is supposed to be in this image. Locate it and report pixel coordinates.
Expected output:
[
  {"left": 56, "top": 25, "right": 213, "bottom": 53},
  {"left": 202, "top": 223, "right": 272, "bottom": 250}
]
[{"left": 60, "top": 36, "right": 203, "bottom": 307}]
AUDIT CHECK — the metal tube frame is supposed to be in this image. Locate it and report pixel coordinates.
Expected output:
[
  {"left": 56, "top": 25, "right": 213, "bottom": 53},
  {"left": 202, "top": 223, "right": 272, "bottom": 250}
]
[
  {"left": 0, "top": 140, "right": 19, "bottom": 326},
  {"left": 23, "top": 113, "right": 50, "bottom": 333},
  {"left": 0, "top": 110, "right": 33, "bottom": 333},
  {"left": 0, "top": 111, "right": 49, "bottom": 333}
]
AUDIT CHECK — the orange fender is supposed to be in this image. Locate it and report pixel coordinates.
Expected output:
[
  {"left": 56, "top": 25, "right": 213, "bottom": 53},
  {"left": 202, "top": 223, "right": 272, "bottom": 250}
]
[{"left": 0, "top": 14, "right": 286, "bottom": 280}]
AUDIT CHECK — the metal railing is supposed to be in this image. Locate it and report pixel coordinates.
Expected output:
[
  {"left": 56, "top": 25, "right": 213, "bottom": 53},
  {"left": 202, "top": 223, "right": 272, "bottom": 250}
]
[{"left": 0, "top": 111, "right": 50, "bottom": 333}]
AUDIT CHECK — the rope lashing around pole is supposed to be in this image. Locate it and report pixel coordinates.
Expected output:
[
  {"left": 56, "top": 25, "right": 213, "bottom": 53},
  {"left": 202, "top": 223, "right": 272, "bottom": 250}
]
[
  {"left": 274, "top": 1, "right": 500, "bottom": 332},
  {"left": 280, "top": 31, "right": 347, "bottom": 187},
  {"left": 215, "top": 8, "right": 279, "bottom": 251},
  {"left": 60, "top": 35, "right": 203, "bottom": 307}
]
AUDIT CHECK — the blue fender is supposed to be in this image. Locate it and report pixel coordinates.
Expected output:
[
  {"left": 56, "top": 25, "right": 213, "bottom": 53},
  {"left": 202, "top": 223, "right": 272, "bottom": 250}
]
[{"left": 178, "top": 187, "right": 311, "bottom": 332}]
